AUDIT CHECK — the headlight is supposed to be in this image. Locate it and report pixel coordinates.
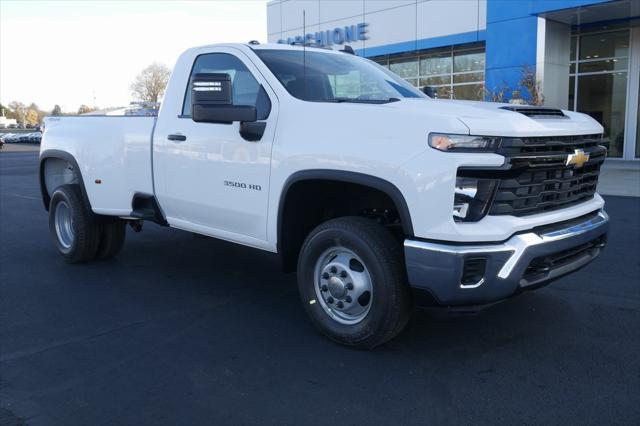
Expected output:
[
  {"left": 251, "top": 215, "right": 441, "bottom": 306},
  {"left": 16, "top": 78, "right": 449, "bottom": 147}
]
[
  {"left": 453, "top": 177, "right": 498, "bottom": 222},
  {"left": 429, "top": 133, "right": 501, "bottom": 152}
]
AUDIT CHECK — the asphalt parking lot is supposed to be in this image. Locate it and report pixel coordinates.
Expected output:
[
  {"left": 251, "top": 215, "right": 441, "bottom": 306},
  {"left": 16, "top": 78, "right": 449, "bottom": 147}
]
[{"left": 1, "top": 151, "right": 639, "bottom": 425}]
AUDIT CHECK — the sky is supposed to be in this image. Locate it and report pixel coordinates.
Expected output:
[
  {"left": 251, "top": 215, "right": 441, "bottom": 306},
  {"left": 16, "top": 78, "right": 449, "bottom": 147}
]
[{"left": 0, "top": 0, "right": 268, "bottom": 113}]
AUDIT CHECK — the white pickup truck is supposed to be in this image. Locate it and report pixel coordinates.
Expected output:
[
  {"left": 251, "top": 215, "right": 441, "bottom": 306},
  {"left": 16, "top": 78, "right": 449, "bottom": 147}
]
[{"left": 40, "top": 43, "right": 609, "bottom": 348}]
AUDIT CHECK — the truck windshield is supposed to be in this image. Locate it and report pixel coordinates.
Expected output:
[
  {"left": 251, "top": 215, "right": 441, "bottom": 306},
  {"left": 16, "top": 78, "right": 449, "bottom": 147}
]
[{"left": 254, "top": 49, "right": 426, "bottom": 103}]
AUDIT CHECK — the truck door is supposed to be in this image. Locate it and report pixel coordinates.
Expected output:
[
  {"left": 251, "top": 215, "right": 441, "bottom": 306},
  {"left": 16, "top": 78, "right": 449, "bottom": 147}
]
[{"left": 154, "top": 49, "right": 277, "bottom": 246}]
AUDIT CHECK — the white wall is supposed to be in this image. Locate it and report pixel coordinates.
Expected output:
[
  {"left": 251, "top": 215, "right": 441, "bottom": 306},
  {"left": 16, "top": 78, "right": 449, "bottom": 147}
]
[
  {"left": 267, "top": 0, "right": 487, "bottom": 50},
  {"left": 536, "top": 17, "right": 571, "bottom": 109}
]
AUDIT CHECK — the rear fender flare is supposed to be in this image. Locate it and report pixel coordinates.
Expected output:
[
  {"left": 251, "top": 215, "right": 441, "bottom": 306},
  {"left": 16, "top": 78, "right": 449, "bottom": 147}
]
[{"left": 39, "top": 149, "right": 91, "bottom": 212}]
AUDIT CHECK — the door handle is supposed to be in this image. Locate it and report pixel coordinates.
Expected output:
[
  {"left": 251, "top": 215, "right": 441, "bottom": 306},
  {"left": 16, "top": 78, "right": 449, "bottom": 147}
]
[{"left": 167, "top": 134, "right": 187, "bottom": 142}]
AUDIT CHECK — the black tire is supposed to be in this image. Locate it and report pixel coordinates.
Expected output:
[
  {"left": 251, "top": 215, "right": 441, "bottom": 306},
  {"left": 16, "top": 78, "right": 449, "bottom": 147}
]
[
  {"left": 48, "top": 184, "right": 100, "bottom": 263},
  {"left": 96, "top": 220, "right": 126, "bottom": 260},
  {"left": 297, "top": 217, "right": 412, "bottom": 349}
]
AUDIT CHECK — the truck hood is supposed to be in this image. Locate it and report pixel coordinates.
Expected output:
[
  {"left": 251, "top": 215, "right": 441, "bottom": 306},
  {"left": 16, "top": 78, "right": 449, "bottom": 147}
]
[{"left": 394, "top": 98, "right": 604, "bottom": 137}]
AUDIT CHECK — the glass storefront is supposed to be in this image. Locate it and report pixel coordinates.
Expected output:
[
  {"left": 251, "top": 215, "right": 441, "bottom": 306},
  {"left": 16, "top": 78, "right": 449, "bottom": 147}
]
[
  {"left": 368, "top": 26, "right": 637, "bottom": 160},
  {"left": 569, "top": 25, "right": 631, "bottom": 158},
  {"left": 371, "top": 42, "right": 485, "bottom": 101}
]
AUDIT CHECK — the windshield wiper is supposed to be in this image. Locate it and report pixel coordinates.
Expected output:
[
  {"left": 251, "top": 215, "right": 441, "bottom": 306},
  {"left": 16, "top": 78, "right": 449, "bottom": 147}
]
[{"left": 331, "top": 97, "right": 401, "bottom": 104}]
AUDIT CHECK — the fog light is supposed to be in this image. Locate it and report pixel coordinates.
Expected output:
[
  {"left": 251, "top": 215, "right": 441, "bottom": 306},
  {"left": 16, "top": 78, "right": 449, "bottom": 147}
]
[
  {"left": 461, "top": 257, "right": 487, "bottom": 288},
  {"left": 453, "top": 177, "right": 497, "bottom": 222}
]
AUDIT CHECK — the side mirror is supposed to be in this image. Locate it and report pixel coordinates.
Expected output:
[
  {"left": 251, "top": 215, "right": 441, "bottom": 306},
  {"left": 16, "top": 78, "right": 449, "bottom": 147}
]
[
  {"left": 422, "top": 86, "right": 437, "bottom": 98},
  {"left": 191, "top": 73, "right": 257, "bottom": 123}
]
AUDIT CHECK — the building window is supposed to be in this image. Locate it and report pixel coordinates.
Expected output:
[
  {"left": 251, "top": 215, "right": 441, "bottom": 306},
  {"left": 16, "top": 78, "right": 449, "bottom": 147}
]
[
  {"left": 569, "top": 26, "right": 630, "bottom": 158},
  {"left": 371, "top": 42, "right": 485, "bottom": 101}
]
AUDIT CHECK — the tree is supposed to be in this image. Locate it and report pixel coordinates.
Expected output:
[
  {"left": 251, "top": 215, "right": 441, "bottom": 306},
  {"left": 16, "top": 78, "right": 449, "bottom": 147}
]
[
  {"left": 77, "top": 105, "right": 95, "bottom": 115},
  {"left": 519, "top": 66, "right": 544, "bottom": 106},
  {"left": 8, "top": 101, "right": 26, "bottom": 124},
  {"left": 485, "top": 66, "right": 544, "bottom": 106},
  {"left": 26, "top": 103, "right": 45, "bottom": 124},
  {"left": 25, "top": 109, "right": 39, "bottom": 125},
  {"left": 1, "top": 102, "right": 46, "bottom": 124},
  {"left": 130, "top": 62, "right": 171, "bottom": 103},
  {"left": 0, "top": 103, "right": 11, "bottom": 118},
  {"left": 52, "top": 105, "right": 63, "bottom": 116}
]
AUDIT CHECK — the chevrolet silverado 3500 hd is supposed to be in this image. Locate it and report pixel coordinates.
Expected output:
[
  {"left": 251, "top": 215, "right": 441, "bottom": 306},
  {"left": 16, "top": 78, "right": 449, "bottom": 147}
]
[{"left": 40, "top": 43, "right": 609, "bottom": 348}]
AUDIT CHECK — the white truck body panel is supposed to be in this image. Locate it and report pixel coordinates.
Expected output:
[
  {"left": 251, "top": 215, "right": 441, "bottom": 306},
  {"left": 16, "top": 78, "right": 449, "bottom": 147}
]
[
  {"left": 152, "top": 45, "right": 280, "bottom": 251},
  {"left": 41, "top": 116, "right": 156, "bottom": 216}
]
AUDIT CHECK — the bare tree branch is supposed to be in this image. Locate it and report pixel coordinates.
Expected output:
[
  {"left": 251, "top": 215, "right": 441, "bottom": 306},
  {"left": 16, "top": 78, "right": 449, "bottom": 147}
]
[{"left": 130, "top": 63, "right": 171, "bottom": 103}]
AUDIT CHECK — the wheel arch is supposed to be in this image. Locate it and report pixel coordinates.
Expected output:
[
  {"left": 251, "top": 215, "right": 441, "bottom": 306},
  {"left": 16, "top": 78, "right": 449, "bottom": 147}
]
[
  {"left": 277, "top": 169, "right": 414, "bottom": 270},
  {"left": 39, "top": 149, "right": 91, "bottom": 212}
]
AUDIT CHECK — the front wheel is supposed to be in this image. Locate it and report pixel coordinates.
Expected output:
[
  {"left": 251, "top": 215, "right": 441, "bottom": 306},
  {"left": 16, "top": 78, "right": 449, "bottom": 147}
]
[
  {"left": 48, "top": 184, "right": 101, "bottom": 263},
  {"left": 297, "top": 217, "right": 411, "bottom": 349}
]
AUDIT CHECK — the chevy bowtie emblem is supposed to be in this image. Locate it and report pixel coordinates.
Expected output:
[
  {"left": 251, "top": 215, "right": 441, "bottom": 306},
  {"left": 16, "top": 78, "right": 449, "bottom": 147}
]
[{"left": 566, "top": 149, "right": 590, "bottom": 168}]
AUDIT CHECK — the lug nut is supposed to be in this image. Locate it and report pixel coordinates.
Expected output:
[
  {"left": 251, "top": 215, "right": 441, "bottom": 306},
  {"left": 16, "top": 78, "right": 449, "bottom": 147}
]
[
  {"left": 327, "top": 297, "right": 334, "bottom": 304},
  {"left": 321, "top": 285, "right": 328, "bottom": 292},
  {"left": 336, "top": 301, "right": 344, "bottom": 308},
  {"left": 322, "top": 272, "right": 329, "bottom": 279},
  {"left": 346, "top": 283, "right": 354, "bottom": 290},
  {"left": 330, "top": 266, "right": 337, "bottom": 274},
  {"left": 340, "top": 271, "right": 347, "bottom": 278},
  {"left": 345, "top": 296, "right": 352, "bottom": 303}
]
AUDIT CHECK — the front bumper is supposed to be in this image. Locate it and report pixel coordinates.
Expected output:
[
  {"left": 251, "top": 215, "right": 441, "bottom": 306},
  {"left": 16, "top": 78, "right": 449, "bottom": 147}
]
[{"left": 404, "top": 210, "right": 609, "bottom": 306}]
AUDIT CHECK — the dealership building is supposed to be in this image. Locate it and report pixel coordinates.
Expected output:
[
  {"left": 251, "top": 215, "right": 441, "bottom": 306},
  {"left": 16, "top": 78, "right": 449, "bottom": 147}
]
[{"left": 267, "top": 0, "right": 639, "bottom": 161}]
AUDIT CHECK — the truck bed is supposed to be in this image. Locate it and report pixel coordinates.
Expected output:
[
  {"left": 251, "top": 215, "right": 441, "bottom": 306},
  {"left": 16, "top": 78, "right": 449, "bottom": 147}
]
[{"left": 41, "top": 116, "right": 156, "bottom": 216}]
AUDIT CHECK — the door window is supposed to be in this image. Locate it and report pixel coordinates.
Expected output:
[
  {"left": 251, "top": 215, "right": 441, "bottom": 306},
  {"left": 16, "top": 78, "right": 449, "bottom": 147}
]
[{"left": 182, "top": 53, "right": 270, "bottom": 119}]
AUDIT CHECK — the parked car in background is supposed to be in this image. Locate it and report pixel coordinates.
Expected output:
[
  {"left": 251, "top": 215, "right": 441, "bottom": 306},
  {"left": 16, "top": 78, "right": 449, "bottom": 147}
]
[
  {"left": 7, "top": 124, "right": 17, "bottom": 129},
  {"left": 0, "top": 132, "right": 42, "bottom": 144},
  {"left": 29, "top": 132, "right": 43, "bottom": 143},
  {"left": 1, "top": 134, "right": 19, "bottom": 143}
]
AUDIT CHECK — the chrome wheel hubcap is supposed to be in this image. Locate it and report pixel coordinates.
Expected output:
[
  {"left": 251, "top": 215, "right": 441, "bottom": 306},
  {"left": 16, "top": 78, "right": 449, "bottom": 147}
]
[
  {"left": 54, "top": 200, "right": 74, "bottom": 249},
  {"left": 314, "top": 247, "right": 373, "bottom": 325}
]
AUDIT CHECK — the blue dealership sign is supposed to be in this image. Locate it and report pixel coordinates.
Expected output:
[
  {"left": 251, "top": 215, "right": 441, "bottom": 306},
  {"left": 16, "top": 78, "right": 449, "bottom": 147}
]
[{"left": 277, "top": 22, "right": 369, "bottom": 47}]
